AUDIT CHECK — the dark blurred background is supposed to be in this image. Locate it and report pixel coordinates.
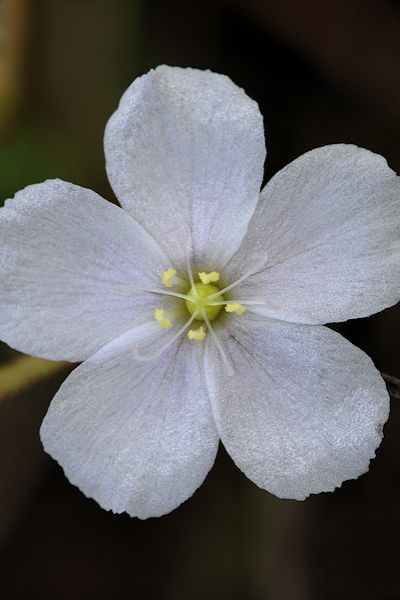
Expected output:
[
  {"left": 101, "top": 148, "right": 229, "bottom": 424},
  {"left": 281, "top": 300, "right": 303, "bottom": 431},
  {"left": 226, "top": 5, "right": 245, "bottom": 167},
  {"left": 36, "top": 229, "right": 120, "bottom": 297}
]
[{"left": 1, "top": 1, "right": 400, "bottom": 598}]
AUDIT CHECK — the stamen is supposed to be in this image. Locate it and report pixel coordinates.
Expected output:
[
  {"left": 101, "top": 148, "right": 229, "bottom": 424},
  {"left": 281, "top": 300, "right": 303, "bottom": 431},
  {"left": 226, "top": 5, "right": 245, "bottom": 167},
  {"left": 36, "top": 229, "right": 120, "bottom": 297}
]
[
  {"left": 134, "top": 312, "right": 199, "bottom": 361},
  {"left": 207, "top": 299, "right": 269, "bottom": 307},
  {"left": 162, "top": 268, "right": 186, "bottom": 288},
  {"left": 225, "top": 303, "right": 246, "bottom": 315},
  {"left": 186, "top": 255, "right": 196, "bottom": 293},
  {"left": 154, "top": 308, "right": 172, "bottom": 328},
  {"left": 209, "top": 299, "right": 283, "bottom": 312},
  {"left": 207, "top": 255, "right": 268, "bottom": 301},
  {"left": 198, "top": 271, "right": 220, "bottom": 285},
  {"left": 162, "top": 268, "right": 177, "bottom": 287},
  {"left": 188, "top": 326, "right": 206, "bottom": 340},
  {"left": 200, "top": 308, "right": 234, "bottom": 377},
  {"left": 118, "top": 285, "right": 194, "bottom": 302}
]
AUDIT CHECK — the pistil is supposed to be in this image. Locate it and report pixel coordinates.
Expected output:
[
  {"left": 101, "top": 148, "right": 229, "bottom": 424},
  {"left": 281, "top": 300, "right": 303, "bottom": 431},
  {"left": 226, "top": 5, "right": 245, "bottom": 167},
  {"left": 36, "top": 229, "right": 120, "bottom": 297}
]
[{"left": 184, "top": 282, "right": 225, "bottom": 321}]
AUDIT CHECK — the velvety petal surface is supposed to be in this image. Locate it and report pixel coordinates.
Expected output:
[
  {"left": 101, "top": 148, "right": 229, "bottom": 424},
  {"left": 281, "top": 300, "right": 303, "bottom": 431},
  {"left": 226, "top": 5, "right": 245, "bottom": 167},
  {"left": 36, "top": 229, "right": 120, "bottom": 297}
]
[
  {"left": 226, "top": 145, "right": 400, "bottom": 324},
  {"left": 0, "top": 179, "right": 171, "bottom": 361},
  {"left": 105, "top": 65, "right": 265, "bottom": 269},
  {"left": 205, "top": 313, "right": 389, "bottom": 499},
  {"left": 40, "top": 322, "right": 219, "bottom": 519}
]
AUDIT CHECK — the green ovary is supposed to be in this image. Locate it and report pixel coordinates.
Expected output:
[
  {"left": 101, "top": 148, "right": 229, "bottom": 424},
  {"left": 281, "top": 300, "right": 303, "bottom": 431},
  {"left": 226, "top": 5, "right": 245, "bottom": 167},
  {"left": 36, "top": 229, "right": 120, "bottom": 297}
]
[{"left": 185, "top": 282, "right": 225, "bottom": 321}]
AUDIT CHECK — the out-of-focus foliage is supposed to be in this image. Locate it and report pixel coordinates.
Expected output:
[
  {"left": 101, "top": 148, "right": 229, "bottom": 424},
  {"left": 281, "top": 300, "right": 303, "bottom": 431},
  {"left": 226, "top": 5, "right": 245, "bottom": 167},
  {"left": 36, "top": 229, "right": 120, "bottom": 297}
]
[{"left": 0, "top": 355, "right": 67, "bottom": 400}]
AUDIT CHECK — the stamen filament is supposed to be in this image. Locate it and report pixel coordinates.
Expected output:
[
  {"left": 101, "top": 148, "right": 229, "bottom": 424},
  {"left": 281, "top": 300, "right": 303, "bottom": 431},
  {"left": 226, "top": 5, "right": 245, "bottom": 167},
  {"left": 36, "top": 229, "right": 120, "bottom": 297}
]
[
  {"left": 206, "top": 256, "right": 268, "bottom": 301},
  {"left": 207, "top": 273, "right": 252, "bottom": 300},
  {"left": 128, "top": 286, "right": 195, "bottom": 302},
  {"left": 134, "top": 311, "right": 199, "bottom": 361},
  {"left": 200, "top": 308, "right": 234, "bottom": 377},
  {"left": 186, "top": 255, "right": 197, "bottom": 294},
  {"left": 207, "top": 300, "right": 268, "bottom": 307}
]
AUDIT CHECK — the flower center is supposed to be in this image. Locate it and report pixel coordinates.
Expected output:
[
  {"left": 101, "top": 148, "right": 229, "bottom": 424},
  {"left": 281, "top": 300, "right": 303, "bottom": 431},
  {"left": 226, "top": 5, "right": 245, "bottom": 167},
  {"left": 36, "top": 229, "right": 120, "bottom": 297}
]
[
  {"left": 133, "top": 265, "right": 264, "bottom": 374},
  {"left": 185, "top": 282, "right": 225, "bottom": 321}
]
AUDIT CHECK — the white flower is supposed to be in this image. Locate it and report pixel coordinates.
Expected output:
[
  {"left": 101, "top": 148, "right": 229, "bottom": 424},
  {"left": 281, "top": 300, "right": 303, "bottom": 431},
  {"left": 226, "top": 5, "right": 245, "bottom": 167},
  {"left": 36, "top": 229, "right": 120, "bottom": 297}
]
[{"left": 1, "top": 66, "right": 399, "bottom": 519}]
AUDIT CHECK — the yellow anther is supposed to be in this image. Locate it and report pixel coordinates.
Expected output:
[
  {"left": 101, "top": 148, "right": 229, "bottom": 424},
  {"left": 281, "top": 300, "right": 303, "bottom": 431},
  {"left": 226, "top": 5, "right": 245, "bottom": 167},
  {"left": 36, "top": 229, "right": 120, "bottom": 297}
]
[
  {"left": 154, "top": 308, "right": 172, "bottom": 328},
  {"left": 162, "top": 268, "right": 177, "bottom": 288},
  {"left": 198, "top": 271, "right": 220, "bottom": 285},
  {"left": 188, "top": 326, "right": 206, "bottom": 340},
  {"left": 225, "top": 303, "right": 246, "bottom": 316}
]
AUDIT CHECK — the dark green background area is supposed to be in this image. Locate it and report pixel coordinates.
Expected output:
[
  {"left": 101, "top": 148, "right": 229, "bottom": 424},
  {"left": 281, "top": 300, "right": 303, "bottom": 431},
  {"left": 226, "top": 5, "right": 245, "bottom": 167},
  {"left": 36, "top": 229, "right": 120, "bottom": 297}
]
[{"left": 1, "top": 1, "right": 400, "bottom": 598}]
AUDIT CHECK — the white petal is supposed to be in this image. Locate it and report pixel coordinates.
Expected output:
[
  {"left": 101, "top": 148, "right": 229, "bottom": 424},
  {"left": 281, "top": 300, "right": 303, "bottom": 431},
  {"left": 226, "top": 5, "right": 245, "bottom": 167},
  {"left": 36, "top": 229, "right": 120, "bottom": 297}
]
[
  {"left": 205, "top": 314, "right": 389, "bottom": 499},
  {"left": 104, "top": 65, "right": 265, "bottom": 268},
  {"left": 226, "top": 145, "right": 400, "bottom": 324},
  {"left": 0, "top": 179, "right": 171, "bottom": 361},
  {"left": 40, "top": 322, "right": 219, "bottom": 519}
]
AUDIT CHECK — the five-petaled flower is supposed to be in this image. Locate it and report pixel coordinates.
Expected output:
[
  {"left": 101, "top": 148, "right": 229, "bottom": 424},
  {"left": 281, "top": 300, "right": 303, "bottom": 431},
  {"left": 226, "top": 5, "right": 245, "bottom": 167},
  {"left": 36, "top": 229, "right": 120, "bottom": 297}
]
[{"left": 1, "top": 66, "right": 400, "bottom": 519}]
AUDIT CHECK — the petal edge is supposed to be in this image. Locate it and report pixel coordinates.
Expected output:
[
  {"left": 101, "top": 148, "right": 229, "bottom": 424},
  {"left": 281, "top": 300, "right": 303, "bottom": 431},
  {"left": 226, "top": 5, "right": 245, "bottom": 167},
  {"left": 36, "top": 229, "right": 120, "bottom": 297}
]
[{"left": 205, "top": 315, "right": 389, "bottom": 499}]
